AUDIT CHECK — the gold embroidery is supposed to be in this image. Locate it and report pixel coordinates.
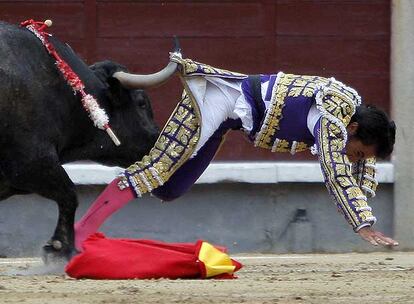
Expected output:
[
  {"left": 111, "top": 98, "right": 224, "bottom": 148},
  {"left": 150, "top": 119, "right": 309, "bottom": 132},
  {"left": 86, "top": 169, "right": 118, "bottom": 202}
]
[
  {"left": 182, "top": 59, "right": 246, "bottom": 78},
  {"left": 255, "top": 73, "right": 291, "bottom": 149},
  {"left": 318, "top": 117, "right": 375, "bottom": 229},
  {"left": 337, "top": 177, "right": 353, "bottom": 188},
  {"left": 352, "top": 157, "right": 377, "bottom": 197},
  {"left": 271, "top": 139, "right": 309, "bottom": 153},
  {"left": 182, "top": 60, "right": 198, "bottom": 74},
  {"left": 352, "top": 199, "right": 369, "bottom": 209},
  {"left": 288, "top": 87, "right": 303, "bottom": 98},
  {"left": 274, "top": 139, "right": 290, "bottom": 152},
  {"left": 119, "top": 90, "right": 201, "bottom": 196},
  {"left": 346, "top": 187, "right": 363, "bottom": 200},
  {"left": 295, "top": 142, "right": 309, "bottom": 152},
  {"left": 253, "top": 73, "right": 356, "bottom": 153},
  {"left": 360, "top": 211, "right": 374, "bottom": 222}
]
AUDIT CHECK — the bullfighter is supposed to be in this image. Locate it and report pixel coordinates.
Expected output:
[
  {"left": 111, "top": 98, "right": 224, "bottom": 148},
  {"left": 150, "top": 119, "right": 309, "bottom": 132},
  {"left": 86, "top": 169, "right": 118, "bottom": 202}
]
[{"left": 74, "top": 50, "right": 398, "bottom": 250}]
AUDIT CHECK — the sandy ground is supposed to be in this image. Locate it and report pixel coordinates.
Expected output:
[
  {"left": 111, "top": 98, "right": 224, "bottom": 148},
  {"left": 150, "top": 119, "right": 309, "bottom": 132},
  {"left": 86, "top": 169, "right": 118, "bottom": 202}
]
[{"left": 0, "top": 252, "right": 414, "bottom": 304}]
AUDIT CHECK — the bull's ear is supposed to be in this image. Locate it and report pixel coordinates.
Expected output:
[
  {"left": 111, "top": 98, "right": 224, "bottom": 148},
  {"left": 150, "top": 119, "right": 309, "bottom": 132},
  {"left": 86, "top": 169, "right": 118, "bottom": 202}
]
[{"left": 107, "top": 76, "right": 125, "bottom": 107}]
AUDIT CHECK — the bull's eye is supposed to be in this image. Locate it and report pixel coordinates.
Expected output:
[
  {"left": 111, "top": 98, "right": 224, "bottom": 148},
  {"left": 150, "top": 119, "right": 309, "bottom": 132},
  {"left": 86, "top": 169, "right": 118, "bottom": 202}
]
[{"left": 139, "top": 103, "right": 147, "bottom": 109}]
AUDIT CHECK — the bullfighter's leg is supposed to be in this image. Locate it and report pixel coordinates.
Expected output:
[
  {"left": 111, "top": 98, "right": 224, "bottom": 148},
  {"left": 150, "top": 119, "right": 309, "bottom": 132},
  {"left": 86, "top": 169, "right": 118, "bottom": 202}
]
[
  {"left": 75, "top": 79, "right": 244, "bottom": 250},
  {"left": 74, "top": 119, "right": 241, "bottom": 251},
  {"left": 152, "top": 118, "right": 241, "bottom": 201},
  {"left": 73, "top": 136, "right": 224, "bottom": 251},
  {"left": 0, "top": 153, "right": 78, "bottom": 261},
  {"left": 74, "top": 180, "right": 135, "bottom": 251},
  {"left": 151, "top": 79, "right": 243, "bottom": 200}
]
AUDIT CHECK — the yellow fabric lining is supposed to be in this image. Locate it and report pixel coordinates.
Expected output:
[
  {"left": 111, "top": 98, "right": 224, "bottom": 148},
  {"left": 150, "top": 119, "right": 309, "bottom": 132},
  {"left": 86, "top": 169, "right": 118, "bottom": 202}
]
[{"left": 198, "top": 242, "right": 236, "bottom": 278}]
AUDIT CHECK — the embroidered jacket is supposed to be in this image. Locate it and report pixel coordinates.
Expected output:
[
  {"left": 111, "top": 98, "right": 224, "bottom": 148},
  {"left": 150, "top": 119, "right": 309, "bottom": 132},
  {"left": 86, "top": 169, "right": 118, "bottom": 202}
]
[
  {"left": 118, "top": 59, "right": 378, "bottom": 231},
  {"left": 246, "top": 72, "right": 378, "bottom": 230}
]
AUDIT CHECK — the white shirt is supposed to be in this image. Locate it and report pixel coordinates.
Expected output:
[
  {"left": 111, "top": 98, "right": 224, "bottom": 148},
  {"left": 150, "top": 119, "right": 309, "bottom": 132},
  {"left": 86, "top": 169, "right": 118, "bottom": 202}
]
[{"left": 185, "top": 76, "right": 321, "bottom": 156}]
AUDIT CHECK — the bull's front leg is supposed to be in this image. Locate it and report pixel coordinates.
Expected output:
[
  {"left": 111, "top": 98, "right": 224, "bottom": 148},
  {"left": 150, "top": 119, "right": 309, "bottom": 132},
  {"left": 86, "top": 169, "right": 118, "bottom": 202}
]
[
  {"left": 37, "top": 166, "right": 79, "bottom": 263},
  {"left": 42, "top": 188, "right": 78, "bottom": 263},
  {"left": 1, "top": 153, "right": 78, "bottom": 263}
]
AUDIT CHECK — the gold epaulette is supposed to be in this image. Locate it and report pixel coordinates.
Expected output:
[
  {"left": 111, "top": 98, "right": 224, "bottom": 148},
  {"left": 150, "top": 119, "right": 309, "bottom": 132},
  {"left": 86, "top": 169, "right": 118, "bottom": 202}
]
[{"left": 181, "top": 59, "right": 247, "bottom": 79}]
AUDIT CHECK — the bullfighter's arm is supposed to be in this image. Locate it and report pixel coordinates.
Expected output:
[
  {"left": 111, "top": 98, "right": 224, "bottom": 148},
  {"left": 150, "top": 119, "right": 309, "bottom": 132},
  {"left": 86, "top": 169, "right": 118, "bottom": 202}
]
[
  {"left": 351, "top": 157, "right": 378, "bottom": 198},
  {"left": 314, "top": 117, "right": 376, "bottom": 232}
]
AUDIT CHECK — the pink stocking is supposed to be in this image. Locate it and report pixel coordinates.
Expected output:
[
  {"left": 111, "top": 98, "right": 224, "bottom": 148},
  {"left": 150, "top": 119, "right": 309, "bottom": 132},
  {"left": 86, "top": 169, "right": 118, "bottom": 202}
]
[{"left": 74, "top": 179, "right": 135, "bottom": 251}]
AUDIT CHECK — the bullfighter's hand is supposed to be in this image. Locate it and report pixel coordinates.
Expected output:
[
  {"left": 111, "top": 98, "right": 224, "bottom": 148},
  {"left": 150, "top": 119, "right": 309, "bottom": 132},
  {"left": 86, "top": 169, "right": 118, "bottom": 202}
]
[
  {"left": 357, "top": 226, "right": 399, "bottom": 247},
  {"left": 169, "top": 51, "right": 182, "bottom": 64}
]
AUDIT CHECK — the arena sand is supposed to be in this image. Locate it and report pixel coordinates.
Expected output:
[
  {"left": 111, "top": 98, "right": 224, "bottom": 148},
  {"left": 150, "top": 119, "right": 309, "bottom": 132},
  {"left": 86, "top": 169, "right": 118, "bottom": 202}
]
[{"left": 1, "top": 252, "right": 414, "bottom": 304}]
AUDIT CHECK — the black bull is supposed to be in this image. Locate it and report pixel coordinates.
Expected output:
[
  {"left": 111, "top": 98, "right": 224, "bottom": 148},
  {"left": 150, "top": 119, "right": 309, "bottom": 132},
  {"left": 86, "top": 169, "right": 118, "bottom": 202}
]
[{"left": 0, "top": 21, "right": 160, "bottom": 260}]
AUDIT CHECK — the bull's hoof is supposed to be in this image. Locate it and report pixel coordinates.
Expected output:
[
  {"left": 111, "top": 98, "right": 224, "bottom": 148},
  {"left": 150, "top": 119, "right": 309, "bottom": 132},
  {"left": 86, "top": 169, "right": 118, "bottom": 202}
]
[{"left": 42, "top": 240, "right": 75, "bottom": 264}]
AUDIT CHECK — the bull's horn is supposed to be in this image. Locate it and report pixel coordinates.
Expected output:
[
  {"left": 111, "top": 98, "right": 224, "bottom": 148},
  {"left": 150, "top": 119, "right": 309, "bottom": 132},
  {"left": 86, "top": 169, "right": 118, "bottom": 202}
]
[{"left": 113, "top": 61, "right": 178, "bottom": 89}]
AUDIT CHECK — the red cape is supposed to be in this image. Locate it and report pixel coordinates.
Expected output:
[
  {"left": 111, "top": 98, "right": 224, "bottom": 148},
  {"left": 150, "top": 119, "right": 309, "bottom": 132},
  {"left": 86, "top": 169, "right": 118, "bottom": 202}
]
[{"left": 65, "top": 233, "right": 242, "bottom": 280}]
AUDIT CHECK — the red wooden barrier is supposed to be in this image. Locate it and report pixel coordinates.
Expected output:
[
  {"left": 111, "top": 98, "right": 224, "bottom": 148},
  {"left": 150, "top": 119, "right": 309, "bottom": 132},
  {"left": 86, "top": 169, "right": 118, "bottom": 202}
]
[{"left": 0, "top": 0, "right": 390, "bottom": 160}]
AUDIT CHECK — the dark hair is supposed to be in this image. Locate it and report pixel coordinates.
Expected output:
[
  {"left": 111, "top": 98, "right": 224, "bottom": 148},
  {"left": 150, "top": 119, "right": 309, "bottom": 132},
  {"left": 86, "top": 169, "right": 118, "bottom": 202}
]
[{"left": 350, "top": 105, "right": 396, "bottom": 159}]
